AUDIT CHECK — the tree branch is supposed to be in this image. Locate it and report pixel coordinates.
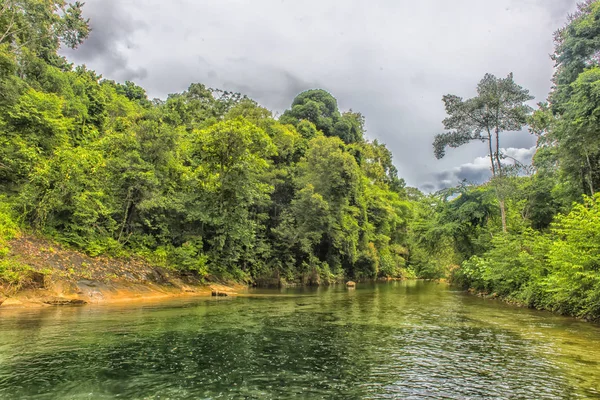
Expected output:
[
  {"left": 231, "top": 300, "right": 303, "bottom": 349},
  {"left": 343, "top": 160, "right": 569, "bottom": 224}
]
[{"left": 0, "top": 7, "right": 17, "bottom": 44}]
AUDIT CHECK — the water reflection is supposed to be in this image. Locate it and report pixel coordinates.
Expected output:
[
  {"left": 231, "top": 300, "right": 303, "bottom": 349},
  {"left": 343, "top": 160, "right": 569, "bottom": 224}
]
[{"left": 0, "top": 281, "right": 599, "bottom": 399}]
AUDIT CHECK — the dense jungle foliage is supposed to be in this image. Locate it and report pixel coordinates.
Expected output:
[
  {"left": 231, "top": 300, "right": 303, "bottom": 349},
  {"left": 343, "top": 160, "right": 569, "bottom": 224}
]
[
  {"left": 0, "top": 0, "right": 414, "bottom": 285},
  {"left": 2, "top": 0, "right": 600, "bottom": 320},
  {"left": 427, "top": 0, "right": 600, "bottom": 320}
]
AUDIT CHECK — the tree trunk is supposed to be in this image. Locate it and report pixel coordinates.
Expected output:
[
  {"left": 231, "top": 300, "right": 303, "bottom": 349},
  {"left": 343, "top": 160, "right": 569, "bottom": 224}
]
[
  {"left": 493, "top": 128, "right": 507, "bottom": 233},
  {"left": 486, "top": 129, "right": 496, "bottom": 176},
  {"left": 494, "top": 128, "right": 503, "bottom": 176}
]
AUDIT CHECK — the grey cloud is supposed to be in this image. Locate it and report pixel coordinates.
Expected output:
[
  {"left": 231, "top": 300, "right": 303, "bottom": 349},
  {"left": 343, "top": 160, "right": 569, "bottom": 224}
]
[
  {"left": 502, "top": 130, "right": 537, "bottom": 149},
  {"left": 136, "top": 57, "right": 318, "bottom": 111},
  {"left": 419, "top": 183, "right": 437, "bottom": 193},
  {"left": 223, "top": 67, "right": 319, "bottom": 112},
  {"left": 424, "top": 147, "right": 537, "bottom": 192},
  {"left": 429, "top": 162, "right": 491, "bottom": 192},
  {"left": 62, "top": 0, "right": 147, "bottom": 81},
  {"left": 61, "top": 0, "right": 579, "bottom": 190},
  {"left": 512, "top": 0, "right": 579, "bottom": 23}
]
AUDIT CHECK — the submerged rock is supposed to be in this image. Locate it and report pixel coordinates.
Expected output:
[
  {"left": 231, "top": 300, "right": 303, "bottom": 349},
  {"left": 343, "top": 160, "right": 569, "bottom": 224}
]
[{"left": 43, "top": 297, "right": 87, "bottom": 306}]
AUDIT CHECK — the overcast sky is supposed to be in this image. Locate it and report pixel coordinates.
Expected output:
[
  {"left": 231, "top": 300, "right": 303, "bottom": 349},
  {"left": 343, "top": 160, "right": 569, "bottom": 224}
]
[{"left": 61, "top": 0, "right": 579, "bottom": 191}]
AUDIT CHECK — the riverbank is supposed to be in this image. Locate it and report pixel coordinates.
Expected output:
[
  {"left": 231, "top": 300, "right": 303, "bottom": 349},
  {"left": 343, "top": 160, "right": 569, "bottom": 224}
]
[
  {"left": 0, "top": 235, "right": 415, "bottom": 310},
  {"left": 0, "top": 235, "right": 245, "bottom": 309},
  {"left": 0, "top": 280, "right": 244, "bottom": 309}
]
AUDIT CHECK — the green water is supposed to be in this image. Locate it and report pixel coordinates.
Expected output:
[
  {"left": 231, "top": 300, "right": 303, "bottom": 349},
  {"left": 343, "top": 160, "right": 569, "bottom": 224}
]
[{"left": 0, "top": 281, "right": 599, "bottom": 399}]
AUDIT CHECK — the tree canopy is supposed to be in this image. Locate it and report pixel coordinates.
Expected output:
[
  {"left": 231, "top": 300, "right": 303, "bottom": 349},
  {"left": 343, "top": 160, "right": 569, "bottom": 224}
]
[
  {"left": 0, "top": 4, "right": 413, "bottom": 286},
  {"left": 2, "top": 0, "right": 600, "bottom": 323}
]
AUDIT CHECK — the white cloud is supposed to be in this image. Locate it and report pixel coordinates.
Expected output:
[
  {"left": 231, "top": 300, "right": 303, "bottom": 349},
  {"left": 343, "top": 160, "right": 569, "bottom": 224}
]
[{"left": 423, "top": 146, "right": 536, "bottom": 192}]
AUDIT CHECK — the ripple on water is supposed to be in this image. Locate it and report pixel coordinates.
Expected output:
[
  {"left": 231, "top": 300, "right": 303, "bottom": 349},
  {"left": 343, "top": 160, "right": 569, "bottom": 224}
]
[{"left": 0, "top": 281, "right": 599, "bottom": 399}]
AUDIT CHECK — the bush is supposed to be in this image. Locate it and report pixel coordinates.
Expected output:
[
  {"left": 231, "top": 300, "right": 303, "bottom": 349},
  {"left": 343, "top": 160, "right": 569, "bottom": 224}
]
[
  {"left": 540, "top": 195, "right": 600, "bottom": 318},
  {"left": 452, "top": 195, "right": 600, "bottom": 320},
  {"left": 0, "top": 198, "right": 20, "bottom": 256},
  {"left": 0, "top": 259, "right": 41, "bottom": 293}
]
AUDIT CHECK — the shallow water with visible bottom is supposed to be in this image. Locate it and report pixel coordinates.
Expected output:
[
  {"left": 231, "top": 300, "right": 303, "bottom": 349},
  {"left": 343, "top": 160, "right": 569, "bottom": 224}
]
[{"left": 0, "top": 281, "right": 599, "bottom": 399}]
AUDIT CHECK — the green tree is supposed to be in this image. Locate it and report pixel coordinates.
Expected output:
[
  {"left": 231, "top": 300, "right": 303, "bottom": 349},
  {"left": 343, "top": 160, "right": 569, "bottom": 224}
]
[
  {"left": 0, "top": 0, "right": 420, "bottom": 286},
  {"left": 188, "top": 117, "right": 276, "bottom": 277},
  {"left": 0, "top": 0, "right": 89, "bottom": 65},
  {"left": 115, "top": 81, "right": 151, "bottom": 107},
  {"left": 0, "top": 88, "right": 73, "bottom": 186},
  {"left": 332, "top": 111, "right": 365, "bottom": 144},
  {"left": 280, "top": 89, "right": 364, "bottom": 144},
  {"left": 433, "top": 73, "right": 533, "bottom": 231},
  {"left": 529, "top": 1, "right": 600, "bottom": 203},
  {"left": 554, "top": 68, "right": 600, "bottom": 196},
  {"left": 550, "top": 0, "right": 600, "bottom": 113}
]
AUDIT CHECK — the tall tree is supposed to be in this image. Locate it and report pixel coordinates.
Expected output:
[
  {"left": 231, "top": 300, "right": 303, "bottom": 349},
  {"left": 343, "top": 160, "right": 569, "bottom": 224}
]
[
  {"left": 189, "top": 117, "right": 276, "bottom": 275},
  {"left": 0, "top": 0, "right": 89, "bottom": 64},
  {"left": 540, "top": 1, "right": 600, "bottom": 198},
  {"left": 550, "top": 0, "right": 600, "bottom": 113},
  {"left": 433, "top": 73, "right": 533, "bottom": 232}
]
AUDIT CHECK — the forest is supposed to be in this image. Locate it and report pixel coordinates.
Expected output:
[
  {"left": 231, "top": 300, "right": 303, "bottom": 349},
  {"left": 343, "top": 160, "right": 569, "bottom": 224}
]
[{"left": 1, "top": 0, "right": 600, "bottom": 320}]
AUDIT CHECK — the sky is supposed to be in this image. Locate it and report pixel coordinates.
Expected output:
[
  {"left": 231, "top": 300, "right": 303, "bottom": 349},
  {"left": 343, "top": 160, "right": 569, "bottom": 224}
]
[{"left": 61, "top": 0, "right": 580, "bottom": 191}]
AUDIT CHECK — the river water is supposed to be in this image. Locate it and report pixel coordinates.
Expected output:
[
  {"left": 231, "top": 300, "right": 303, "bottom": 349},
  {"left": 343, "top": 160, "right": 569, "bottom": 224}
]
[{"left": 0, "top": 281, "right": 599, "bottom": 399}]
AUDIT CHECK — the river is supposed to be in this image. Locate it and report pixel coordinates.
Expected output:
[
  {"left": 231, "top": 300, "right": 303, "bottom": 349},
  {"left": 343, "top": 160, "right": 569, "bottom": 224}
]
[{"left": 0, "top": 281, "right": 599, "bottom": 399}]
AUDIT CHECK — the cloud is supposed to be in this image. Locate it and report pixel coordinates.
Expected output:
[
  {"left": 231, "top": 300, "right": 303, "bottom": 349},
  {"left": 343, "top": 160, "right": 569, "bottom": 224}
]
[
  {"left": 61, "top": 0, "right": 148, "bottom": 81},
  {"left": 503, "top": 147, "right": 537, "bottom": 165},
  {"left": 424, "top": 147, "right": 536, "bottom": 192},
  {"left": 219, "top": 63, "right": 320, "bottom": 112},
  {"left": 419, "top": 183, "right": 437, "bottom": 193},
  {"left": 60, "top": 0, "right": 579, "bottom": 189}
]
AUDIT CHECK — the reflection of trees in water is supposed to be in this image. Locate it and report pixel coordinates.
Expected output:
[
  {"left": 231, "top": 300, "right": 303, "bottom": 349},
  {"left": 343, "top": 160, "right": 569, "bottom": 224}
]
[{"left": 0, "top": 282, "right": 596, "bottom": 399}]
